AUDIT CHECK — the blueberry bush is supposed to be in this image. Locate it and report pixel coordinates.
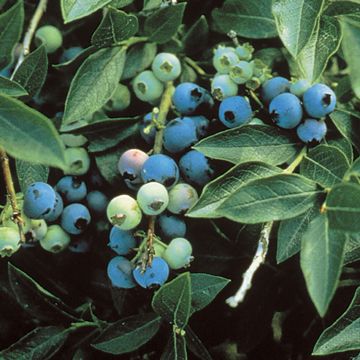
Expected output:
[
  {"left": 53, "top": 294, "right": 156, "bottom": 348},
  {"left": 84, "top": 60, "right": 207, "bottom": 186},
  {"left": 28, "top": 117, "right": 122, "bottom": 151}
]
[{"left": 0, "top": 0, "right": 360, "bottom": 359}]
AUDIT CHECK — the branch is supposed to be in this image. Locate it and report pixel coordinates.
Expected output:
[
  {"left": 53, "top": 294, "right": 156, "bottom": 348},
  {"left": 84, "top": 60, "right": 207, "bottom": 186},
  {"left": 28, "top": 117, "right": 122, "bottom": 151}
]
[{"left": 12, "top": 0, "right": 48, "bottom": 76}]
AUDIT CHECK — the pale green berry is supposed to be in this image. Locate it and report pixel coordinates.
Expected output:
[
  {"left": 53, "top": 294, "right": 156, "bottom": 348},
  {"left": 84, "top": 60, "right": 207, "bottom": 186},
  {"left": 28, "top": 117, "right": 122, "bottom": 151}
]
[
  {"left": 107, "top": 195, "right": 142, "bottom": 230},
  {"left": 213, "top": 47, "right": 239, "bottom": 74},
  {"left": 64, "top": 147, "right": 90, "bottom": 176},
  {"left": 163, "top": 237, "right": 193, "bottom": 269},
  {"left": 152, "top": 53, "right": 182, "bottom": 82},
  {"left": 133, "top": 70, "right": 164, "bottom": 103},
  {"left": 0, "top": 227, "right": 21, "bottom": 257},
  {"left": 167, "top": 183, "right": 199, "bottom": 214},
  {"left": 107, "top": 83, "right": 131, "bottom": 111},
  {"left": 60, "top": 134, "right": 88, "bottom": 147},
  {"left": 153, "top": 241, "right": 167, "bottom": 258},
  {"left": 229, "top": 61, "right": 253, "bottom": 84},
  {"left": 235, "top": 43, "right": 254, "bottom": 61},
  {"left": 35, "top": 25, "right": 63, "bottom": 54},
  {"left": 27, "top": 219, "right": 48, "bottom": 242},
  {"left": 40, "top": 225, "right": 70, "bottom": 253},
  {"left": 211, "top": 74, "right": 238, "bottom": 101},
  {"left": 136, "top": 182, "right": 169, "bottom": 215}
]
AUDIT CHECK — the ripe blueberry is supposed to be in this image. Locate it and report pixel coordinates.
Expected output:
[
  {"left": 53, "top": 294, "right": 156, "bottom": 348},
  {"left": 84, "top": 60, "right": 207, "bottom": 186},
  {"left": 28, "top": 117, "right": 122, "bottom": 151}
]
[
  {"left": 61, "top": 203, "right": 91, "bottom": 235},
  {"left": 108, "top": 226, "right": 136, "bottom": 255},
  {"left": 296, "top": 119, "right": 327, "bottom": 143},
  {"left": 107, "top": 256, "right": 136, "bottom": 289},
  {"left": 261, "top": 76, "right": 290, "bottom": 104},
  {"left": 218, "top": 96, "right": 252, "bottom": 128},
  {"left": 133, "top": 257, "right": 170, "bottom": 288},
  {"left": 303, "top": 83, "right": 336, "bottom": 118}
]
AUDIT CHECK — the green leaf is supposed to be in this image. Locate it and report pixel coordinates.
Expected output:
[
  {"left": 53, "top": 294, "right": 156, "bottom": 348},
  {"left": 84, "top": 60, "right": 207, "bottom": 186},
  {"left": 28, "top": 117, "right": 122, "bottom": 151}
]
[
  {"left": 325, "top": 0, "right": 360, "bottom": 21},
  {"left": 91, "top": 7, "right": 138, "bottom": 48},
  {"left": 194, "top": 125, "right": 301, "bottom": 166},
  {"left": 330, "top": 109, "right": 360, "bottom": 152},
  {"left": 152, "top": 272, "right": 191, "bottom": 329},
  {"left": 0, "top": 76, "right": 28, "bottom": 97},
  {"left": 92, "top": 313, "right": 161, "bottom": 355},
  {"left": 300, "top": 145, "right": 349, "bottom": 188},
  {"left": 272, "top": 0, "right": 324, "bottom": 58},
  {"left": 161, "top": 331, "right": 187, "bottom": 360},
  {"left": 121, "top": 42, "right": 157, "bottom": 80},
  {"left": 185, "top": 326, "right": 213, "bottom": 360},
  {"left": 143, "top": 0, "right": 162, "bottom": 11},
  {"left": 327, "top": 136, "right": 353, "bottom": 164},
  {"left": 63, "top": 46, "right": 126, "bottom": 125},
  {"left": 297, "top": 15, "right": 342, "bottom": 82},
  {"left": 61, "top": 0, "right": 112, "bottom": 23},
  {"left": 313, "top": 287, "right": 360, "bottom": 354},
  {"left": 341, "top": 19, "right": 360, "bottom": 98},
  {"left": 0, "top": 326, "right": 69, "bottom": 360},
  {"left": 347, "top": 156, "right": 360, "bottom": 177},
  {"left": 95, "top": 146, "right": 125, "bottom": 185},
  {"left": 326, "top": 182, "right": 360, "bottom": 233},
  {"left": 0, "top": 94, "right": 66, "bottom": 169},
  {"left": 190, "top": 274, "right": 230, "bottom": 315},
  {"left": 277, "top": 206, "right": 320, "bottom": 264},
  {"left": 144, "top": 3, "right": 186, "bottom": 44},
  {"left": 16, "top": 160, "right": 49, "bottom": 193},
  {"left": 53, "top": 46, "right": 96, "bottom": 70},
  {"left": 110, "top": 0, "right": 133, "bottom": 8},
  {"left": 188, "top": 162, "right": 281, "bottom": 218},
  {"left": 344, "top": 233, "right": 360, "bottom": 265},
  {"left": 8, "top": 263, "right": 78, "bottom": 322},
  {"left": 212, "top": 0, "right": 277, "bottom": 39},
  {"left": 217, "top": 174, "right": 322, "bottom": 224},
  {"left": 13, "top": 45, "right": 48, "bottom": 98},
  {"left": 183, "top": 15, "right": 209, "bottom": 55},
  {"left": 0, "top": 0, "right": 24, "bottom": 69},
  {"left": 300, "top": 214, "right": 347, "bottom": 316}
]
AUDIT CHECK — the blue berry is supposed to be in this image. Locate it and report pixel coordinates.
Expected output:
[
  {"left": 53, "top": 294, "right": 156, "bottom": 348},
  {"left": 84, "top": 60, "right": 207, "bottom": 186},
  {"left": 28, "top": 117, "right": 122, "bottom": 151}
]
[
  {"left": 133, "top": 70, "right": 164, "bottom": 103},
  {"left": 133, "top": 257, "right": 170, "bottom": 288},
  {"left": 303, "top": 83, "right": 336, "bottom": 118},
  {"left": 179, "top": 150, "right": 214, "bottom": 186},
  {"left": 163, "top": 117, "right": 198, "bottom": 153},
  {"left": 167, "top": 183, "right": 199, "bottom": 214},
  {"left": 108, "top": 227, "right": 136, "bottom": 255},
  {"left": 61, "top": 203, "right": 91, "bottom": 235},
  {"left": 172, "top": 82, "right": 213, "bottom": 115},
  {"left": 44, "top": 192, "right": 64, "bottom": 222},
  {"left": 107, "top": 256, "right": 136, "bottom": 289},
  {"left": 56, "top": 176, "right": 87, "bottom": 203},
  {"left": 141, "top": 154, "right": 179, "bottom": 188},
  {"left": 137, "top": 182, "right": 169, "bottom": 215},
  {"left": 296, "top": 119, "right": 327, "bottom": 143},
  {"left": 213, "top": 47, "right": 239, "bottom": 74},
  {"left": 60, "top": 46, "right": 83, "bottom": 62},
  {"left": 39, "top": 225, "right": 70, "bottom": 253},
  {"left": 140, "top": 112, "right": 157, "bottom": 144},
  {"left": 261, "top": 76, "right": 290, "bottom": 104},
  {"left": 152, "top": 52, "right": 181, "bottom": 82},
  {"left": 218, "top": 96, "right": 252, "bottom": 128},
  {"left": 118, "top": 149, "right": 149, "bottom": 189},
  {"left": 86, "top": 191, "right": 108, "bottom": 214},
  {"left": 290, "top": 79, "right": 311, "bottom": 98},
  {"left": 158, "top": 213, "right": 186, "bottom": 239},
  {"left": 211, "top": 74, "right": 238, "bottom": 100},
  {"left": 269, "top": 93, "right": 303, "bottom": 129},
  {"left": 229, "top": 61, "right": 253, "bottom": 84},
  {"left": 23, "top": 182, "right": 57, "bottom": 219},
  {"left": 187, "top": 115, "right": 209, "bottom": 138}
]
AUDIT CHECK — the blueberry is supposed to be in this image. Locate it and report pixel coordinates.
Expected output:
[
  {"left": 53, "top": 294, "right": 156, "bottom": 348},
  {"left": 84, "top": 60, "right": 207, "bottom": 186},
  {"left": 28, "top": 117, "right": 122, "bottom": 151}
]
[
  {"left": 0, "top": 227, "right": 21, "bottom": 257},
  {"left": 64, "top": 147, "right": 90, "bottom": 176},
  {"left": 24, "top": 219, "right": 47, "bottom": 245},
  {"left": 141, "top": 154, "right": 179, "bottom": 188},
  {"left": 44, "top": 192, "right": 64, "bottom": 222},
  {"left": 39, "top": 225, "right": 70, "bottom": 253},
  {"left": 303, "top": 83, "right": 336, "bottom": 118},
  {"left": 167, "top": 183, "right": 199, "bottom": 214},
  {"left": 68, "top": 235, "right": 93, "bottom": 253},
  {"left": 269, "top": 93, "right": 303, "bottom": 129},
  {"left": 218, "top": 96, "right": 252, "bottom": 128},
  {"left": 35, "top": 25, "right": 63, "bottom": 54},
  {"left": 107, "top": 256, "right": 136, "bottom": 289},
  {"left": 86, "top": 191, "right": 108, "bottom": 214},
  {"left": 60, "top": 46, "right": 83, "bottom": 62},
  {"left": 133, "top": 70, "right": 164, "bottom": 103},
  {"left": 108, "top": 227, "right": 136, "bottom": 255},
  {"left": 133, "top": 257, "right": 170, "bottom": 288},
  {"left": 60, "top": 134, "right": 88, "bottom": 147},
  {"left": 56, "top": 176, "right": 87, "bottom": 203},
  {"left": 61, "top": 203, "right": 91, "bottom": 235},
  {"left": 261, "top": 76, "right": 290, "bottom": 104},
  {"left": 229, "top": 61, "right": 253, "bottom": 84},
  {"left": 140, "top": 112, "right": 157, "bottom": 144},
  {"left": 290, "top": 79, "right": 311, "bottom": 98},
  {"left": 179, "top": 150, "right": 214, "bottom": 186},
  {"left": 118, "top": 149, "right": 149, "bottom": 189},
  {"left": 163, "top": 237, "right": 193, "bottom": 269},
  {"left": 296, "top": 119, "right": 327, "bottom": 143},
  {"left": 23, "top": 182, "right": 57, "bottom": 219},
  {"left": 152, "top": 52, "right": 181, "bottom": 82},
  {"left": 172, "top": 82, "right": 214, "bottom": 115},
  {"left": 235, "top": 43, "right": 254, "bottom": 61},
  {"left": 158, "top": 213, "right": 186, "bottom": 239},
  {"left": 213, "top": 47, "right": 239, "bottom": 74},
  {"left": 163, "top": 117, "right": 198, "bottom": 153},
  {"left": 107, "top": 83, "right": 131, "bottom": 112},
  {"left": 0, "top": 66, "right": 12, "bottom": 78},
  {"left": 211, "top": 74, "right": 238, "bottom": 100},
  {"left": 107, "top": 195, "right": 142, "bottom": 230},
  {"left": 137, "top": 182, "right": 169, "bottom": 215},
  {"left": 187, "top": 115, "right": 209, "bottom": 138}
]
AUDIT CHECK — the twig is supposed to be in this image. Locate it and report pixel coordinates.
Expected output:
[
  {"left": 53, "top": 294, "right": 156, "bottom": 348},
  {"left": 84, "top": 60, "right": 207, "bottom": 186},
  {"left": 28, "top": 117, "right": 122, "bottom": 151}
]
[
  {"left": 226, "top": 221, "right": 273, "bottom": 307},
  {"left": 11, "top": 0, "right": 48, "bottom": 77},
  {"left": 0, "top": 147, "right": 25, "bottom": 243}
]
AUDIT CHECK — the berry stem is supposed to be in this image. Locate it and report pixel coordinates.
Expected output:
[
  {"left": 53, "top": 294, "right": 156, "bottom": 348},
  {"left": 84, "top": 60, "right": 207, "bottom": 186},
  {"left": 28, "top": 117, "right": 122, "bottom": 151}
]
[
  {"left": 284, "top": 146, "right": 307, "bottom": 174},
  {"left": 184, "top": 57, "right": 207, "bottom": 77},
  {"left": 0, "top": 147, "right": 25, "bottom": 243},
  {"left": 11, "top": 0, "right": 48, "bottom": 77}
]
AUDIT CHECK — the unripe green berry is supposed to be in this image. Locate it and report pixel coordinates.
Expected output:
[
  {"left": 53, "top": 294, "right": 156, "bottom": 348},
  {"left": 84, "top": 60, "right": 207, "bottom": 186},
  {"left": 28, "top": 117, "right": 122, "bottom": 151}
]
[
  {"left": 27, "top": 219, "right": 48, "bottom": 242},
  {"left": 64, "top": 147, "right": 90, "bottom": 176},
  {"left": 0, "top": 227, "right": 21, "bottom": 257},
  {"left": 163, "top": 237, "right": 193, "bottom": 269},
  {"left": 60, "top": 134, "right": 88, "bottom": 147},
  {"left": 137, "top": 182, "right": 169, "bottom": 215},
  {"left": 35, "top": 25, "right": 63, "bottom": 54},
  {"left": 167, "top": 183, "right": 198, "bottom": 214},
  {"left": 152, "top": 53, "right": 182, "bottom": 82},
  {"left": 229, "top": 61, "right": 253, "bottom": 84},
  {"left": 133, "top": 70, "right": 164, "bottom": 103},
  {"left": 40, "top": 225, "right": 70, "bottom": 253},
  {"left": 107, "top": 83, "right": 131, "bottom": 111}
]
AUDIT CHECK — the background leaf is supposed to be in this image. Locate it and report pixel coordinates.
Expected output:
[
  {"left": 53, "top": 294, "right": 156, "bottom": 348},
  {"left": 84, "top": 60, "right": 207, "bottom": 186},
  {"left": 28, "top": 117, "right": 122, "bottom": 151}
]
[
  {"left": 161, "top": 331, "right": 187, "bottom": 360},
  {"left": 0, "top": 94, "right": 66, "bottom": 169},
  {"left": 16, "top": 160, "right": 49, "bottom": 193},
  {"left": 183, "top": 15, "right": 209, "bottom": 55},
  {"left": 0, "top": 76, "right": 28, "bottom": 97},
  {"left": 212, "top": 0, "right": 277, "bottom": 39},
  {"left": 61, "top": 0, "right": 112, "bottom": 23}
]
